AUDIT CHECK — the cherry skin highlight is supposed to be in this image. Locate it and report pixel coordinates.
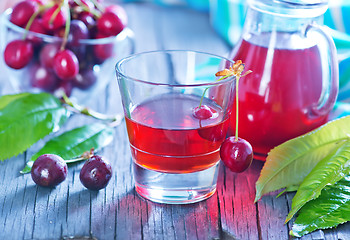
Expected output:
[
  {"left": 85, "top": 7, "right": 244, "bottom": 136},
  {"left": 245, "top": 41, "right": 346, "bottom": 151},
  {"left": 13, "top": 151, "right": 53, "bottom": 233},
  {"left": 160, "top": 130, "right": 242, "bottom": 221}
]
[{"left": 220, "top": 137, "right": 253, "bottom": 173}]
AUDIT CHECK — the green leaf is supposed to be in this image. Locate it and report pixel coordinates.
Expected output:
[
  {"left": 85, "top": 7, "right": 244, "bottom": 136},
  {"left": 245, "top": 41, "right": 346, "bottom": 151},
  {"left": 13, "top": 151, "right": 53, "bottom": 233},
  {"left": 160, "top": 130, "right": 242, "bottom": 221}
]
[
  {"left": 0, "top": 92, "right": 31, "bottom": 110},
  {"left": 286, "top": 140, "right": 350, "bottom": 222},
  {"left": 21, "top": 123, "right": 114, "bottom": 173},
  {"left": 0, "top": 93, "right": 69, "bottom": 161},
  {"left": 290, "top": 175, "right": 350, "bottom": 237},
  {"left": 255, "top": 116, "right": 350, "bottom": 202}
]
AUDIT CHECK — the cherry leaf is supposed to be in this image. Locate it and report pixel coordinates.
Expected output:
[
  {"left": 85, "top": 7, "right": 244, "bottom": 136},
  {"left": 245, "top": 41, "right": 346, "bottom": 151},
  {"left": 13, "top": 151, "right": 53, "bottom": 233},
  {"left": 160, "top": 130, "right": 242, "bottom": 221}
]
[
  {"left": 255, "top": 116, "right": 350, "bottom": 202},
  {"left": 21, "top": 123, "right": 114, "bottom": 173},
  {"left": 0, "top": 93, "right": 69, "bottom": 161},
  {"left": 290, "top": 175, "right": 350, "bottom": 237},
  {"left": 286, "top": 140, "right": 350, "bottom": 222}
]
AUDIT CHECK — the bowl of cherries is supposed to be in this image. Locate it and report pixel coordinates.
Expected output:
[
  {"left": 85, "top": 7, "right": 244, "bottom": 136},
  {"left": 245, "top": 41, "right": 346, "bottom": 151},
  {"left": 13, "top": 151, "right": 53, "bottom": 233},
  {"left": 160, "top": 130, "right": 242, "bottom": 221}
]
[{"left": 1, "top": 0, "right": 134, "bottom": 102}]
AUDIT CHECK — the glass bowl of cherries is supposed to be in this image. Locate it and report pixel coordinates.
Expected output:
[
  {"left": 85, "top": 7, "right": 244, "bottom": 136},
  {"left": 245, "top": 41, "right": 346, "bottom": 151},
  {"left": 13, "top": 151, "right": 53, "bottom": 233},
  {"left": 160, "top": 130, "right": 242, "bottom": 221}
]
[{"left": 0, "top": 0, "right": 134, "bottom": 103}]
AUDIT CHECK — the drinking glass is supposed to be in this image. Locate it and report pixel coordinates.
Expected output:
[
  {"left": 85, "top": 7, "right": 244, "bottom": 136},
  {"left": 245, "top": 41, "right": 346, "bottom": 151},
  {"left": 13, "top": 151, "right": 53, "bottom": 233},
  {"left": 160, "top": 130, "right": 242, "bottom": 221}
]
[{"left": 116, "top": 50, "right": 236, "bottom": 204}]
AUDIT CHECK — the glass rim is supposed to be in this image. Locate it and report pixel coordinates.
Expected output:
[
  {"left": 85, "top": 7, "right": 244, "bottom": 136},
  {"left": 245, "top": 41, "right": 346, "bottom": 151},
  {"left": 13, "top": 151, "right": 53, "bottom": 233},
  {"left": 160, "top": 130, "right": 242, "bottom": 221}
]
[
  {"left": 115, "top": 50, "right": 236, "bottom": 88},
  {"left": 1, "top": 9, "right": 132, "bottom": 45}
]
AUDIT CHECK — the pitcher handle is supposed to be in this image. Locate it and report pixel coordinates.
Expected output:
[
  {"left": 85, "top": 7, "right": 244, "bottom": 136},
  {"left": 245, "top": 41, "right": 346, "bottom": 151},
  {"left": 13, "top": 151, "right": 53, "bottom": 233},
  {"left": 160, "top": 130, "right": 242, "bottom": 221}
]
[{"left": 305, "top": 22, "right": 339, "bottom": 117}]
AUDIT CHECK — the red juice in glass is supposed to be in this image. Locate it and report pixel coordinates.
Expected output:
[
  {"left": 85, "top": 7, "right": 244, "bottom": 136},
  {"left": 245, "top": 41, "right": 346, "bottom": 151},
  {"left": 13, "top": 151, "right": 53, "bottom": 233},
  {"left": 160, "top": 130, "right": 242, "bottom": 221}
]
[
  {"left": 229, "top": 32, "right": 328, "bottom": 159},
  {"left": 125, "top": 93, "right": 230, "bottom": 174}
]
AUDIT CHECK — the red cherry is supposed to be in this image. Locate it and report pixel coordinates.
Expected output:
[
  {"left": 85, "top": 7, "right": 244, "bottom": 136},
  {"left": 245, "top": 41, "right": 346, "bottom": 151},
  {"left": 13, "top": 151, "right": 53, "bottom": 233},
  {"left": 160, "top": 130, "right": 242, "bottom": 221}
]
[
  {"left": 53, "top": 49, "right": 79, "bottom": 80},
  {"left": 78, "top": 12, "right": 96, "bottom": 30},
  {"left": 72, "top": 67, "right": 97, "bottom": 89},
  {"left": 198, "top": 121, "right": 229, "bottom": 142},
  {"left": 97, "top": 11, "right": 125, "bottom": 36},
  {"left": 30, "top": 64, "right": 58, "bottom": 91},
  {"left": 42, "top": 5, "right": 67, "bottom": 31},
  {"left": 220, "top": 137, "right": 253, "bottom": 173},
  {"left": 193, "top": 105, "right": 214, "bottom": 120},
  {"left": 93, "top": 32, "right": 114, "bottom": 61},
  {"left": 27, "top": 18, "right": 47, "bottom": 45},
  {"left": 4, "top": 40, "right": 33, "bottom": 69},
  {"left": 79, "top": 155, "right": 112, "bottom": 191},
  {"left": 55, "top": 81, "right": 73, "bottom": 97},
  {"left": 10, "top": 0, "right": 38, "bottom": 27},
  {"left": 39, "top": 43, "right": 61, "bottom": 68},
  {"left": 31, "top": 154, "right": 67, "bottom": 188},
  {"left": 105, "top": 5, "right": 128, "bottom": 26}
]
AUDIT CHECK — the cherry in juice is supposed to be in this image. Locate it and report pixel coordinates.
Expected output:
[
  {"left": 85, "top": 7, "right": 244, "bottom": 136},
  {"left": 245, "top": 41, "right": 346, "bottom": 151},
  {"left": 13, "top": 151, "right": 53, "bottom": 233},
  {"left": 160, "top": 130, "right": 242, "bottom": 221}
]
[
  {"left": 230, "top": 33, "right": 328, "bottom": 159},
  {"left": 125, "top": 93, "right": 230, "bottom": 173}
]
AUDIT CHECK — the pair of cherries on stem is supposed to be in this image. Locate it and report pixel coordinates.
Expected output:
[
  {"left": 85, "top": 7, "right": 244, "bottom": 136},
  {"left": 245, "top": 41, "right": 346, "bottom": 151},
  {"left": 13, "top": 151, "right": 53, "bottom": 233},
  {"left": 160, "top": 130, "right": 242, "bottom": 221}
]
[{"left": 193, "top": 61, "right": 254, "bottom": 173}]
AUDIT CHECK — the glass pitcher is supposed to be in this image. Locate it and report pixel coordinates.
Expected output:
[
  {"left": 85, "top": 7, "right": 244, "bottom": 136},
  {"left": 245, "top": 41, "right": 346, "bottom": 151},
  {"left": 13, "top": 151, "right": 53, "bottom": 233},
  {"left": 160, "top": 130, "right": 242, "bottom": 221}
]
[{"left": 229, "top": 0, "right": 339, "bottom": 160}]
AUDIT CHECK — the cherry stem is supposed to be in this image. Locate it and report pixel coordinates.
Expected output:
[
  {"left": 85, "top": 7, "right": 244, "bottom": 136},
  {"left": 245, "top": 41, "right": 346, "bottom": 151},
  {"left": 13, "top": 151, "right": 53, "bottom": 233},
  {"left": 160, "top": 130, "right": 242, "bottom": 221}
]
[
  {"left": 61, "top": 0, "right": 70, "bottom": 50},
  {"left": 23, "top": 3, "right": 54, "bottom": 40},
  {"left": 50, "top": 1, "right": 64, "bottom": 25},
  {"left": 73, "top": 0, "right": 101, "bottom": 18},
  {"left": 65, "top": 148, "right": 94, "bottom": 164},
  {"left": 198, "top": 75, "right": 231, "bottom": 108},
  {"left": 90, "top": 0, "right": 105, "bottom": 13},
  {"left": 235, "top": 76, "right": 240, "bottom": 142},
  {"left": 61, "top": 93, "right": 123, "bottom": 126}
]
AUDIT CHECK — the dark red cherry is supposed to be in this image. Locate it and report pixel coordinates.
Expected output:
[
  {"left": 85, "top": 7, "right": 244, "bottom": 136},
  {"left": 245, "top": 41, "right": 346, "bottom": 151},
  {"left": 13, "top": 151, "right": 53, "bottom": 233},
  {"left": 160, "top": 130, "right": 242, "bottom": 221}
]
[
  {"left": 31, "top": 154, "right": 68, "bottom": 187},
  {"left": 30, "top": 64, "right": 58, "bottom": 91},
  {"left": 193, "top": 105, "right": 214, "bottom": 120},
  {"left": 39, "top": 43, "right": 61, "bottom": 68},
  {"left": 10, "top": 0, "right": 38, "bottom": 27},
  {"left": 198, "top": 121, "right": 229, "bottom": 143},
  {"left": 78, "top": 12, "right": 96, "bottom": 30},
  {"left": 97, "top": 11, "right": 125, "bottom": 36},
  {"left": 79, "top": 155, "right": 112, "bottom": 190},
  {"left": 67, "top": 19, "right": 89, "bottom": 47},
  {"left": 4, "top": 40, "right": 33, "bottom": 69},
  {"left": 72, "top": 67, "right": 97, "bottom": 89},
  {"left": 220, "top": 137, "right": 253, "bottom": 173},
  {"left": 53, "top": 49, "right": 79, "bottom": 80},
  {"left": 93, "top": 32, "right": 114, "bottom": 61},
  {"left": 42, "top": 5, "right": 67, "bottom": 31},
  {"left": 105, "top": 4, "right": 128, "bottom": 26},
  {"left": 54, "top": 80, "right": 73, "bottom": 97},
  {"left": 27, "top": 18, "right": 47, "bottom": 45}
]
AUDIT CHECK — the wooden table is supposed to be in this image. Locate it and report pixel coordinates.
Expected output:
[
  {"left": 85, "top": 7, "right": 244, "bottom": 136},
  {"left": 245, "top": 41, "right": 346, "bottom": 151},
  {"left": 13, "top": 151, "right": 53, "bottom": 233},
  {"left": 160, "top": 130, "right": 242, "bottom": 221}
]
[{"left": 1, "top": 3, "right": 350, "bottom": 239}]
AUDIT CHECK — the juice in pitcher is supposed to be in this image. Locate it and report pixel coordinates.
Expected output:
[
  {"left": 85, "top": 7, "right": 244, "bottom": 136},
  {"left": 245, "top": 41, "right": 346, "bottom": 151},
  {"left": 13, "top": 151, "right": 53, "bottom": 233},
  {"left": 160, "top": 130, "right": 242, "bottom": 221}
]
[{"left": 228, "top": 0, "right": 338, "bottom": 160}]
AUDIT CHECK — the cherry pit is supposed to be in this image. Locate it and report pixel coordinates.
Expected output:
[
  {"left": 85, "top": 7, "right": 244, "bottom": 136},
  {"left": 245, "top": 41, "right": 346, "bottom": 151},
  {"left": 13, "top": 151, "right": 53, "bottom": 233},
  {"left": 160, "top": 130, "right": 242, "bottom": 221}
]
[{"left": 3, "top": 0, "right": 128, "bottom": 96}]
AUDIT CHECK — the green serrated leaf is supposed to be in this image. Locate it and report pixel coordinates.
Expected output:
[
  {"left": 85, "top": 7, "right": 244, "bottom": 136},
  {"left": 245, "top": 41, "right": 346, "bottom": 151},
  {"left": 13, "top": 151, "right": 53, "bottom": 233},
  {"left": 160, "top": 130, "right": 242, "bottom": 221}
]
[
  {"left": 286, "top": 140, "right": 350, "bottom": 222},
  {"left": 0, "top": 93, "right": 69, "bottom": 161},
  {"left": 290, "top": 175, "right": 350, "bottom": 237},
  {"left": 255, "top": 116, "right": 350, "bottom": 202},
  {"left": 21, "top": 123, "right": 114, "bottom": 173}
]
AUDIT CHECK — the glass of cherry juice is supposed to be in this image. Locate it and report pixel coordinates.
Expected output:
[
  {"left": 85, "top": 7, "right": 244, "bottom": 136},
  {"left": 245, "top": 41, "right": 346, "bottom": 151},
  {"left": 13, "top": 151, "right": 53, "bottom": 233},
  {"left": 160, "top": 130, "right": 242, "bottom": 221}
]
[{"left": 116, "top": 50, "right": 236, "bottom": 204}]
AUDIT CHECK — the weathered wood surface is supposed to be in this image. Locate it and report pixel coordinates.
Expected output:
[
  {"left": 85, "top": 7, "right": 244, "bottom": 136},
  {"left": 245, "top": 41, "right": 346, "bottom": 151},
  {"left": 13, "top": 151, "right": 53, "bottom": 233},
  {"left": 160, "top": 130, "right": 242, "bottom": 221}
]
[{"left": 1, "top": 3, "right": 350, "bottom": 240}]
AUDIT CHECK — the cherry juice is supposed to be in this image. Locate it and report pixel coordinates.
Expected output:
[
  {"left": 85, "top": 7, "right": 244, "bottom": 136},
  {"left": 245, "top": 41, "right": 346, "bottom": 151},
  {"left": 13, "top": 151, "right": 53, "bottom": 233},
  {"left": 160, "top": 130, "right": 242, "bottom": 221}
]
[
  {"left": 125, "top": 93, "right": 230, "bottom": 174},
  {"left": 230, "top": 32, "right": 328, "bottom": 159}
]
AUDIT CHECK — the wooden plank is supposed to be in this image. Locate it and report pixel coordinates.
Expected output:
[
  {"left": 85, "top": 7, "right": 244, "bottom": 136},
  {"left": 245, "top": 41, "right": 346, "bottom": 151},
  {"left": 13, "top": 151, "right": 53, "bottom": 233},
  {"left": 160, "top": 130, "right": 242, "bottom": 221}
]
[{"left": 217, "top": 162, "right": 260, "bottom": 240}]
